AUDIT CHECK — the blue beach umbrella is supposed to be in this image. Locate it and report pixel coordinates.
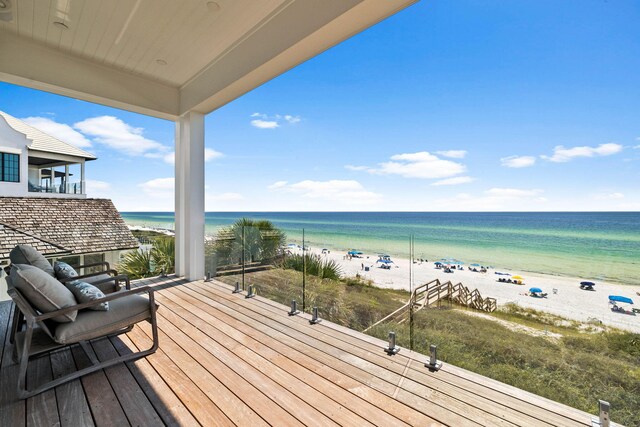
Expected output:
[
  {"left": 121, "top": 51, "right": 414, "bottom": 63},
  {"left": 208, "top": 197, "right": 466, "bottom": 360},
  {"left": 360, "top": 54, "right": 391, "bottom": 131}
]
[
  {"left": 580, "top": 281, "right": 595, "bottom": 286},
  {"left": 377, "top": 259, "right": 393, "bottom": 264},
  {"left": 434, "top": 262, "right": 442, "bottom": 265},
  {"left": 529, "top": 287, "right": 543, "bottom": 293},
  {"left": 609, "top": 295, "right": 633, "bottom": 304},
  {"left": 348, "top": 250, "right": 363, "bottom": 255}
]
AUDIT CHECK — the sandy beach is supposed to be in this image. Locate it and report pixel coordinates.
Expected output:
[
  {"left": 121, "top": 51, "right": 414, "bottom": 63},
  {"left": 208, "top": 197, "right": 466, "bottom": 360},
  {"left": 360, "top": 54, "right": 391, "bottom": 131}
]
[{"left": 296, "top": 247, "right": 640, "bottom": 333}]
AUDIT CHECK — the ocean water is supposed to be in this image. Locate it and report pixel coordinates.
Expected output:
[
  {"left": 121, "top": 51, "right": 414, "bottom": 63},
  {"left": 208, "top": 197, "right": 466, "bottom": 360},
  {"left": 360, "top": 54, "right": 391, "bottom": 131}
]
[{"left": 120, "top": 212, "right": 640, "bottom": 285}]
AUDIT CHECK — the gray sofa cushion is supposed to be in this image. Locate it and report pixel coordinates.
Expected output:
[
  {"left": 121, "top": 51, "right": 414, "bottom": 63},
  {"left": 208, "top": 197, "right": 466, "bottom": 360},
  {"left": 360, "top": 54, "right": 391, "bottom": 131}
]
[
  {"left": 10, "top": 245, "right": 55, "bottom": 277},
  {"left": 64, "top": 280, "right": 109, "bottom": 311},
  {"left": 54, "top": 294, "right": 151, "bottom": 344},
  {"left": 54, "top": 261, "right": 79, "bottom": 282},
  {"left": 10, "top": 264, "right": 78, "bottom": 323}
]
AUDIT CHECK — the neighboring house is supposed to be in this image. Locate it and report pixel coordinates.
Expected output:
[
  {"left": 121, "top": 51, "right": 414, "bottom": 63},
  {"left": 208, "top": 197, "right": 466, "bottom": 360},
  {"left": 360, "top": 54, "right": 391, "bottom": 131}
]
[
  {"left": 0, "top": 110, "right": 139, "bottom": 279},
  {"left": 0, "top": 197, "right": 139, "bottom": 270},
  {"left": 0, "top": 110, "right": 95, "bottom": 198}
]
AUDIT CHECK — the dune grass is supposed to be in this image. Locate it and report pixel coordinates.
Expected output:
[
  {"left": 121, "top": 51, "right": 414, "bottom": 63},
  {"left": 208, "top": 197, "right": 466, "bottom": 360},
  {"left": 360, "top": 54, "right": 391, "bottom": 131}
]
[{"left": 216, "top": 268, "right": 639, "bottom": 426}]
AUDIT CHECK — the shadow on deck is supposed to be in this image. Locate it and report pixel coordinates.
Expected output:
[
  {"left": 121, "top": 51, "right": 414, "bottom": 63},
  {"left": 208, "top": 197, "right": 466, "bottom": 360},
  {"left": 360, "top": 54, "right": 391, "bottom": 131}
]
[{"left": 0, "top": 275, "right": 595, "bottom": 426}]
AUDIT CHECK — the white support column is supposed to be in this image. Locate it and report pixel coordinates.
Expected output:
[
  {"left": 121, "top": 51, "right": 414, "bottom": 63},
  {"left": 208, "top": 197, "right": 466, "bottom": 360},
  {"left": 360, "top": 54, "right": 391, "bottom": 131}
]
[
  {"left": 64, "top": 164, "right": 69, "bottom": 194},
  {"left": 174, "top": 111, "right": 205, "bottom": 280},
  {"left": 80, "top": 161, "right": 85, "bottom": 194}
]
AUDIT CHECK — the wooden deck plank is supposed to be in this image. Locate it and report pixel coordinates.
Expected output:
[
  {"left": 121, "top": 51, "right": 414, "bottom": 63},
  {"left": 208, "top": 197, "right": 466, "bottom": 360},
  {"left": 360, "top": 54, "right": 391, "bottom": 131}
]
[
  {"left": 155, "top": 285, "right": 433, "bottom": 427},
  {"left": 152, "top": 296, "right": 372, "bottom": 427},
  {"left": 185, "top": 280, "right": 508, "bottom": 426},
  {"left": 109, "top": 334, "right": 201, "bottom": 427},
  {"left": 49, "top": 349, "right": 95, "bottom": 427},
  {"left": 234, "top": 278, "right": 593, "bottom": 426},
  {"left": 125, "top": 325, "right": 235, "bottom": 427},
  {"left": 136, "top": 324, "right": 279, "bottom": 427},
  {"left": 69, "top": 345, "right": 130, "bottom": 427},
  {"left": 168, "top": 282, "right": 480, "bottom": 426},
  {"left": 90, "top": 337, "right": 164, "bottom": 427},
  {"left": 1, "top": 276, "right": 595, "bottom": 427},
  {"left": 26, "top": 355, "right": 60, "bottom": 427},
  {"left": 0, "top": 302, "right": 26, "bottom": 427},
  {"left": 198, "top": 279, "right": 588, "bottom": 427}
]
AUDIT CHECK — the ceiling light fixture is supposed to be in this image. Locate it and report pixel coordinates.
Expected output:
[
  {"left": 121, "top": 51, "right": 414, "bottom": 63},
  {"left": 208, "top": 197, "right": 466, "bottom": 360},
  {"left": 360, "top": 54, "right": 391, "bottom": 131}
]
[
  {"left": 206, "top": 1, "right": 220, "bottom": 12},
  {"left": 156, "top": 59, "right": 167, "bottom": 66},
  {"left": 53, "top": 21, "right": 69, "bottom": 30}
]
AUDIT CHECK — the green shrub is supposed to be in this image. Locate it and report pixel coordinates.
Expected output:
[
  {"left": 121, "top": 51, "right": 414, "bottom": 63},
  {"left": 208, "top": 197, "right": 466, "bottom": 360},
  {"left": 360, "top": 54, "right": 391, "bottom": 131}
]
[{"left": 280, "top": 253, "right": 342, "bottom": 280}]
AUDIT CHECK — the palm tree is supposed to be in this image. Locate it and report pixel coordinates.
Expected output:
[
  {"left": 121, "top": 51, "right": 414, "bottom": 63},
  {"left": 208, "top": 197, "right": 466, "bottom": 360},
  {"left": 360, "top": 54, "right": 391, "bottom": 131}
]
[
  {"left": 213, "top": 218, "right": 286, "bottom": 266},
  {"left": 120, "top": 236, "right": 175, "bottom": 279}
]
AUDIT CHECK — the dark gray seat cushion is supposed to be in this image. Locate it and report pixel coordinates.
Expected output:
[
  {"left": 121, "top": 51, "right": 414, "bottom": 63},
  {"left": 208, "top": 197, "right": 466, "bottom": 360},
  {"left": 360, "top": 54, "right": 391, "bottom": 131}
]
[
  {"left": 10, "top": 264, "right": 77, "bottom": 323},
  {"left": 54, "top": 294, "right": 151, "bottom": 344},
  {"left": 10, "top": 245, "right": 55, "bottom": 277}
]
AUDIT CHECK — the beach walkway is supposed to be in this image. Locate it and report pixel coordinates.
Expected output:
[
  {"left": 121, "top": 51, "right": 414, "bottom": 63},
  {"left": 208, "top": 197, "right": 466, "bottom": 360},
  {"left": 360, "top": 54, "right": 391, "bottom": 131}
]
[{"left": 0, "top": 275, "right": 596, "bottom": 426}]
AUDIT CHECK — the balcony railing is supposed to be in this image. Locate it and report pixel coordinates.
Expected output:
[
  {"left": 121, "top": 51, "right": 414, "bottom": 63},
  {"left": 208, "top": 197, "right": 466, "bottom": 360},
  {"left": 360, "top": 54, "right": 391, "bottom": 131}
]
[{"left": 28, "top": 181, "right": 84, "bottom": 195}]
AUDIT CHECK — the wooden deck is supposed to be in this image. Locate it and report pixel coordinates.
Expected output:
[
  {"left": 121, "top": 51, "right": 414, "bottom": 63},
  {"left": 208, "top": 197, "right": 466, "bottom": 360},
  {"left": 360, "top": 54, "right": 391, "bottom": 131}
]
[{"left": 0, "top": 275, "right": 596, "bottom": 426}]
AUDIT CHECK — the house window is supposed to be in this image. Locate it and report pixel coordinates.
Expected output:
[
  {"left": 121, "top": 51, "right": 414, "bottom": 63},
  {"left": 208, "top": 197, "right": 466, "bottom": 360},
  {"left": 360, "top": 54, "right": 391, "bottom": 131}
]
[
  {"left": 83, "top": 253, "right": 106, "bottom": 274},
  {"left": 0, "top": 152, "right": 20, "bottom": 182}
]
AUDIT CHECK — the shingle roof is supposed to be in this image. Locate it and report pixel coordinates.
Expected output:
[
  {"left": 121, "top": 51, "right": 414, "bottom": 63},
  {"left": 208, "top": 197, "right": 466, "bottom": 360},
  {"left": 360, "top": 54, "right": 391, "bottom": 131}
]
[
  {"left": 0, "top": 111, "right": 97, "bottom": 160},
  {"left": 0, "top": 223, "right": 72, "bottom": 260},
  {"left": 0, "top": 197, "right": 139, "bottom": 259}
]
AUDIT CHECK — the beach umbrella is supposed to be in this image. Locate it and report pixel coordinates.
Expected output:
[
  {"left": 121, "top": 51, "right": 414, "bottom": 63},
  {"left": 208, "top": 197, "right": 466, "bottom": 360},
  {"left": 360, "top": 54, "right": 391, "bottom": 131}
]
[
  {"left": 529, "top": 287, "right": 543, "bottom": 293},
  {"left": 348, "top": 250, "right": 363, "bottom": 255},
  {"left": 434, "top": 261, "right": 442, "bottom": 265},
  {"left": 511, "top": 275, "right": 524, "bottom": 280},
  {"left": 377, "top": 259, "right": 393, "bottom": 264},
  {"left": 470, "top": 263, "right": 480, "bottom": 267},
  {"left": 609, "top": 295, "right": 633, "bottom": 304},
  {"left": 580, "top": 281, "right": 596, "bottom": 286}
]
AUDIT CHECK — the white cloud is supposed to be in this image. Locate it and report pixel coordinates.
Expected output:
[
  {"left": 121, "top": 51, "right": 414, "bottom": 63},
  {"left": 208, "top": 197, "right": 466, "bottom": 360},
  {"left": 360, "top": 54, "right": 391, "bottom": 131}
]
[
  {"left": 161, "top": 148, "right": 224, "bottom": 165},
  {"left": 541, "top": 143, "right": 623, "bottom": 163},
  {"left": 436, "top": 150, "right": 467, "bottom": 159},
  {"left": 251, "top": 119, "right": 279, "bottom": 129},
  {"left": 139, "top": 177, "right": 174, "bottom": 198},
  {"left": 269, "top": 179, "right": 381, "bottom": 204},
  {"left": 368, "top": 151, "right": 466, "bottom": 179},
  {"left": 431, "top": 176, "right": 475, "bottom": 186},
  {"left": 633, "top": 144, "right": 640, "bottom": 149},
  {"left": 345, "top": 165, "right": 370, "bottom": 171},
  {"left": 250, "top": 112, "right": 301, "bottom": 129},
  {"left": 85, "top": 180, "right": 111, "bottom": 198},
  {"left": 22, "top": 117, "right": 92, "bottom": 148},
  {"left": 268, "top": 181, "right": 288, "bottom": 189},
  {"left": 501, "top": 155, "right": 536, "bottom": 168},
  {"left": 74, "top": 116, "right": 168, "bottom": 156}
]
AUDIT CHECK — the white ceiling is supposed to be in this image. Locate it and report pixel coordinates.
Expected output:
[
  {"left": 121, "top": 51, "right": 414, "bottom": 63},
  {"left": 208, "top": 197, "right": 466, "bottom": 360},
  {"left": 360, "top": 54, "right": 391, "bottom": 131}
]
[
  {"left": 0, "top": 0, "right": 287, "bottom": 87},
  {"left": 0, "top": 0, "right": 417, "bottom": 119}
]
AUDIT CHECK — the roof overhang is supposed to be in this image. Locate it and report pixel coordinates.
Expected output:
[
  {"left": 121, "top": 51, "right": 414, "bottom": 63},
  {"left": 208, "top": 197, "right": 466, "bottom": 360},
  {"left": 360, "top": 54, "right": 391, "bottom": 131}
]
[{"left": 0, "top": 0, "right": 416, "bottom": 121}]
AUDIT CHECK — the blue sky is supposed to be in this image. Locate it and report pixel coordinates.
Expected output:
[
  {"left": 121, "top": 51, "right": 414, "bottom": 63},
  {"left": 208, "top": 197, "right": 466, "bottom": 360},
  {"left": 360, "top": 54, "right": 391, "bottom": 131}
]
[{"left": 2, "top": 0, "right": 639, "bottom": 211}]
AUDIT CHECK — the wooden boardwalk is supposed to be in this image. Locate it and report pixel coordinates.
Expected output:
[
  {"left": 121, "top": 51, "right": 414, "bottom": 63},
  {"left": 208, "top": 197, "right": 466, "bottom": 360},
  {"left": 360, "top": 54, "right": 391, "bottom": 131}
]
[{"left": 0, "top": 275, "right": 595, "bottom": 426}]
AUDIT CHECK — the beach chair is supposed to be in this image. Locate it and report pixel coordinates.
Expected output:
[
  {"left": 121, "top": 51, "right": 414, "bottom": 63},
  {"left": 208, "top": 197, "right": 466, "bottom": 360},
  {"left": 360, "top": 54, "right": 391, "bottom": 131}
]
[
  {"left": 7, "top": 245, "right": 129, "bottom": 344},
  {"left": 6, "top": 264, "right": 158, "bottom": 399}
]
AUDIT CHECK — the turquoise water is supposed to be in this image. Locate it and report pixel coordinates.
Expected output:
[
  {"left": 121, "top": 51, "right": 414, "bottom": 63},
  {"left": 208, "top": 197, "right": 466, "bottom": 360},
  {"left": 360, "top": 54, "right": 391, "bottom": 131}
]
[{"left": 120, "top": 212, "right": 640, "bottom": 285}]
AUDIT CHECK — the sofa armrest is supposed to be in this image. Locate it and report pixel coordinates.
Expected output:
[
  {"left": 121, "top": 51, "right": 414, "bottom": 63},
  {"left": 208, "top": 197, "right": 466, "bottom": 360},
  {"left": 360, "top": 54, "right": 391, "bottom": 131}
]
[{"left": 59, "top": 269, "right": 118, "bottom": 284}]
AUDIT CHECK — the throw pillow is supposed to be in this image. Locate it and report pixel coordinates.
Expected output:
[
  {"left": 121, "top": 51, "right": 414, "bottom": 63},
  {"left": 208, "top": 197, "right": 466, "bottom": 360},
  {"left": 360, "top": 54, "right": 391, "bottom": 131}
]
[
  {"left": 54, "top": 261, "right": 79, "bottom": 282},
  {"left": 64, "top": 281, "right": 109, "bottom": 311}
]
